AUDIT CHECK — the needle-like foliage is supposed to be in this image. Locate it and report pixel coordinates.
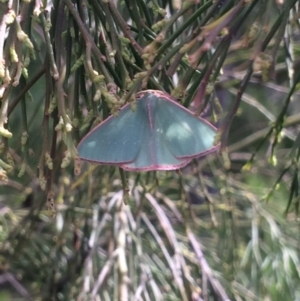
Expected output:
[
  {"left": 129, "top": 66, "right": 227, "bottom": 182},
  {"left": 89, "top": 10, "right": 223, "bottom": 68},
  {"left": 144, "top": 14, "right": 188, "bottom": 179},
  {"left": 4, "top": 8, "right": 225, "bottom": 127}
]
[{"left": 0, "top": 0, "right": 300, "bottom": 300}]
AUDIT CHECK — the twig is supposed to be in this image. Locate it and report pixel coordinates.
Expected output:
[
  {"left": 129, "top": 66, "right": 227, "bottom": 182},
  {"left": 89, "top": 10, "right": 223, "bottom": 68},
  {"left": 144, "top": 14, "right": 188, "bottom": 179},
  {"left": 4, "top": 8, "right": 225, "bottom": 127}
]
[
  {"left": 8, "top": 67, "right": 45, "bottom": 116},
  {"left": 63, "top": 0, "right": 114, "bottom": 84},
  {"left": 40, "top": 13, "right": 59, "bottom": 79},
  {"left": 228, "top": 112, "right": 300, "bottom": 153},
  {"left": 142, "top": 212, "right": 188, "bottom": 301},
  {"left": 108, "top": 0, "right": 143, "bottom": 54},
  {"left": 91, "top": 249, "right": 119, "bottom": 296},
  {"left": 0, "top": 271, "right": 32, "bottom": 300},
  {"left": 187, "top": 228, "right": 231, "bottom": 301}
]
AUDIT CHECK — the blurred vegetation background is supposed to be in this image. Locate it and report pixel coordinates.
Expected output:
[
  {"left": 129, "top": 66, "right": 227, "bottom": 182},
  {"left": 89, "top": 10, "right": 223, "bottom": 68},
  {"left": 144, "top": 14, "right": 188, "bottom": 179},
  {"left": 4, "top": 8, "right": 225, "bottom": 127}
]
[{"left": 0, "top": 0, "right": 300, "bottom": 300}]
